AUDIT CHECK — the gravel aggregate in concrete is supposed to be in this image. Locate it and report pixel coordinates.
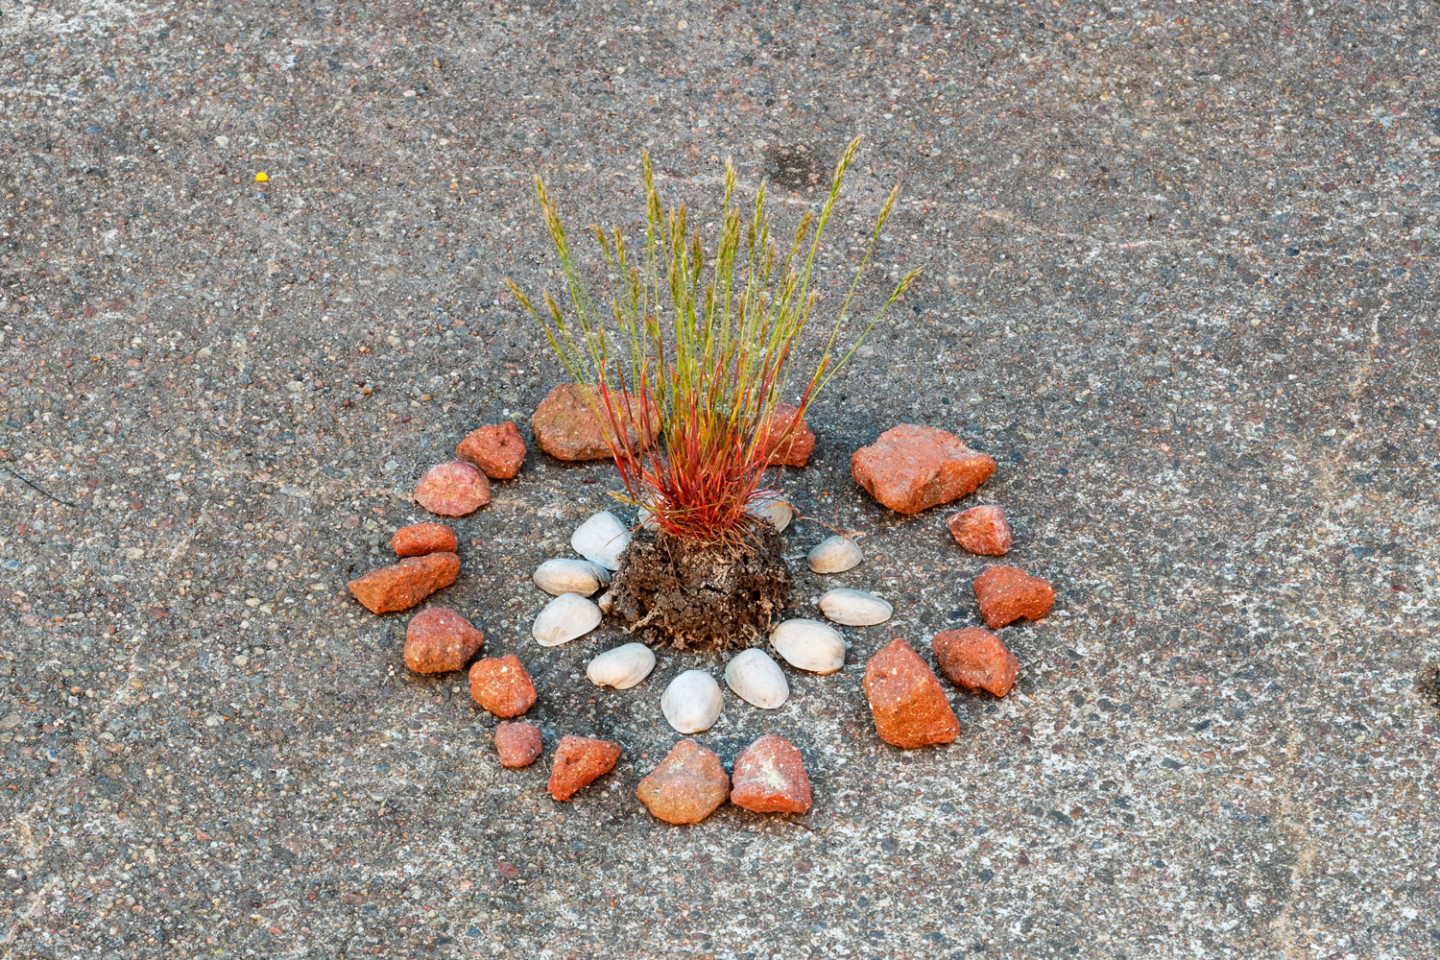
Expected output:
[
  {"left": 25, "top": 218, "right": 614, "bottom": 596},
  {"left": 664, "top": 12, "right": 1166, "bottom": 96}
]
[{"left": 1, "top": 1, "right": 1437, "bottom": 957}]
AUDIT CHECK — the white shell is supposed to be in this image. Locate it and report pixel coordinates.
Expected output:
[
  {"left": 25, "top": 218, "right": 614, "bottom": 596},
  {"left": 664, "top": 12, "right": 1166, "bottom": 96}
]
[
  {"left": 770, "top": 618, "right": 847, "bottom": 675},
  {"left": 818, "top": 588, "right": 892, "bottom": 627},
  {"left": 531, "top": 593, "right": 602, "bottom": 647},
  {"left": 533, "top": 558, "right": 610, "bottom": 597},
  {"left": 746, "top": 494, "right": 793, "bottom": 532},
  {"left": 660, "top": 669, "right": 723, "bottom": 734},
  {"left": 571, "top": 510, "right": 631, "bottom": 570},
  {"left": 723, "top": 649, "right": 789, "bottom": 709},
  {"left": 596, "top": 588, "right": 616, "bottom": 615},
  {"left": 586, "top": 642, "right": 656, "bottom": 690},
  {"left": 635, "top": 504, "right": 661, "bottom": 532},
  {"left": 807, "top": 535, "right": 862, "bottom": 574}
]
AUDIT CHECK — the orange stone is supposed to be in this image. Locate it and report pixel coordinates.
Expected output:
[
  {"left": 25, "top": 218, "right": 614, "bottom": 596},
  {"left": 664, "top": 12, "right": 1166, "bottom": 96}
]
[
  {"left": 931, "top": 627, "right": 1019, "bottom": 697},
  {"left": 850, "top": 424, "right": 995, "bottom": 515},
  {"left": 456, "top": 421, "right": 527, "bottom": 480},
  {"left": 973, "top": 565, "right": 1055, "bottom": 629},
  {"left": 947, "top": 504, "right": 1013, "bottom": 556},
  {"left": 636, "top": 739, "right": 730, "bottom": 824},
  {"left": 530, "top": 383, "right": 659, "bottom": 462},
  {"left": 347, "top": 552, "right": 460, "bottom": 614},
  {"left": 403, "top": 607, "right": 484, "bottom": 674},
  {"left": 390, "top": 522, "right": 459, "bottom": 558},
  {"left": 495, "top": 721, "right": 544, "bottom": 768},
  {"left": 468, "top": 655, "right": 537, "bottom": 718},
  {"left": 757, "top": 402, "right": 816, "bottom": 468},
  {"left": 547, "top": 735, "right": 621, "bottom": 801},
  {"left": 414, "top": 460, "right": 491, "bottom": 517},
  {"left": 862, "top": 637, "right": 960, "bottom": 749},
  {"left": 730, "top": 734, "right": 812, "bottom": 814}
]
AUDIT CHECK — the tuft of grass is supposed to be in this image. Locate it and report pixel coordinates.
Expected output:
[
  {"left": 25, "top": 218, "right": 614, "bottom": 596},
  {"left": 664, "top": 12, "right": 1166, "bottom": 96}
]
[{"left": 507, "top": 136, "right": 920, "bottom": 544}]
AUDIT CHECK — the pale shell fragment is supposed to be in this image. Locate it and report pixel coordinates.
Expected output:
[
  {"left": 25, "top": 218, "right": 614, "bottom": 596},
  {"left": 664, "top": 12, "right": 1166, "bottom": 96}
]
[
  {"left": 571, "top": 511, "right": 631, "bottom": 570},
  {"left": 661, "top": 669, "right": 723, "bottom": 734},
  {"left": 596, "top": 588, "right": 616, "bottom": 615},
  {"left": 723, "top": 649, "right": 790, "bottom": 709},
  {"left": 818, "top": 588, "right": 892, "bottom": 627},
  {"left": 586, "top": 642, "right": 656, "bottom": 690},
  {"left": 769, "top": 618, "right": 847, "bottom": 675},
  {"left": 807, "top": 535, "right": 863, "bottom": 574},
  {"left": 531, "top": 593, "right": 602, "bottom": 647},
  {"left": 533, "top": 558, "right": 610, "bottom": 597},
  {"left": 636, "top": 504, "right": 661, "bottom": 532},
  {"left": 747, "top": 494, "right": 793, "bottom": 532}
]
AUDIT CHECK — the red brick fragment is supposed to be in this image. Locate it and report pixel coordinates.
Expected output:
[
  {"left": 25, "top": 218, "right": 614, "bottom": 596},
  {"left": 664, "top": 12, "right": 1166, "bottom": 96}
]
[
  {"left": 931, "top": 627, "right": 1019, "bottom": 697},
  {"left": 730, "top": 734, "right": 812, "bottom": 815},
  {"left": 530, "top": 383, "right": 659, "bottom": 462},
  {"left": 973, "top": 565, "right": 1055, "bottom": 629},
  {"left": 547, "top": 735, "right": 621, "bottom": 801},
  {"left": 851, "top": 424, "right": 995, "bottom": 515},
  {"left": 495, "top": 721, "right": 544, "bottom": 768},
  {"left": 391, "top": 522, "right": 459, "bottom": 558},
  {"left": 456, "top": 421, "right": 527, "bottom": 480},
  {"left": 947, "top": 504, "right": 1013, "bottom": 556},
  {"left": 348, "top": 552, "right": 460, "bottom": 614},
  {"left": 757, "top": 402, "right": 816, "bottom": 468},
  {"left": 468, "top": 655, "right": 537, "bottom": 718},
  {"left": 414, "top": 461, "right": 491, "bottom": 517},
  {"left": 636, "top": 739, "right": 730, "bottom": 825},
  {"left": 403, "top": 607, "right": 484, "bottom": 674},
  {"left": 862, "top": 637, "right": 960, "bottom": 749}
]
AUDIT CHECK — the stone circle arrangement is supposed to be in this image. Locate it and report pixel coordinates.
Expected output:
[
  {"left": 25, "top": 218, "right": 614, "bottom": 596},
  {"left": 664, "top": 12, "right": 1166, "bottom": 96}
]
[
  {"left": 345, "top": 401, "right": 1056, "bottom": 824},
  {"left": 345, "top": 140, "right": 1057, "bottom": 824}
]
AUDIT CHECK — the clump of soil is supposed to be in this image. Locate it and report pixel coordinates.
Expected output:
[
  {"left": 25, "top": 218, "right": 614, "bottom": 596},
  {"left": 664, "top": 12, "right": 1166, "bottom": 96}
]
[
  {"left": 610, "top": 522, "right": 791, "bottom": 651},
  {"left": 1420, "top": 664, "right": 1440, "bottom": 711}
]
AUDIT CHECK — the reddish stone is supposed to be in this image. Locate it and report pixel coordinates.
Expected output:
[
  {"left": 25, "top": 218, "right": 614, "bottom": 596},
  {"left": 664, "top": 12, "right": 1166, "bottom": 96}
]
[
  {"left": 456, "top": 421, "right": 527, "bottom": 480},
  {"left": 414, "top": 461, "right": 491, "bottom": 517},
  {"left": 850, "top": 424, "right": 996, "bottom": 515},
  {"left": 494, "top": 721, "right": 544, "bottom": 768},
  {"left": 931, "top": 627, "right": 1019, "bottom": 697},
  {"left": 530, "top": 383, "right": 659, "bottom": 462},
  {"left": 974, "top": 565, "right": 1055, "bottom": 629},
  {"left": 403, "top": 607, "right": 484, "bottom": 674},
  {"left": 757, "top": 402, "right": 816, "bottom": 468},
  {"left": 391, "top": 522, "right": 458, "bottom": 558},
  {"left": 947, "top": 504, "right": 1013, "bottom": 556},
  {"left": 862, "top": 637, "right": 960, "bottom": 749},
  {"left": 547, "top": 735, "right": 621, "bottom": 801},
  {"left": 729, "top": 734, "right": 812, "bottom": 815},
  {"left": 636, "top": 739, "right": 730, "bottom": 825},
  {"left": 348, "top": 553, "right": 460, "bottom": 614},
  {"left": 468, "top": 655, "right": 537, "bottom": 718}
]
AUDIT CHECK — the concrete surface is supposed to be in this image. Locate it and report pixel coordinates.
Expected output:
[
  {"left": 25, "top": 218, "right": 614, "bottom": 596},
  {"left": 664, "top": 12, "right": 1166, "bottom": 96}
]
[{"left": 1, "top": 1, "right": 1437, "bottom": 957}]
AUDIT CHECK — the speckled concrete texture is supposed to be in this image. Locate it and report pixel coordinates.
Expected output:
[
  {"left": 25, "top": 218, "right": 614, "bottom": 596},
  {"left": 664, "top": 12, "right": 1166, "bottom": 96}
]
[{"left": 1, "top": 2, "right": 1436, "bottom": 957}]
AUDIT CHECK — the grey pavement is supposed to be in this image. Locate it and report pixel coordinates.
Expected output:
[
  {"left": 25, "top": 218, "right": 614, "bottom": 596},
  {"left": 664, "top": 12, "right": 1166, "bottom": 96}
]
[{"left": 1, "top": 1, "right": 1437, "bottom": 957}]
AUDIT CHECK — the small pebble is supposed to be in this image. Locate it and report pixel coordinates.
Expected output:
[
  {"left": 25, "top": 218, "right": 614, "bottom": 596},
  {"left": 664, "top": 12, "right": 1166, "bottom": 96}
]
[
  {"left": 807, "top": 535, "right": 862, "bottom": 574},
  {"left": 455, "top": 421, "right": 527, "bottom": 479},
  {"left": 571, "top": 511, "right": 631, "bottom": 570},
  {"left": 586, "top": 642, "right": 656, "bottom": 690},
  {"left": 661, "top": 670, "right": 723, "bottom": 734},
  {"left": 533, "top": 558, "right": 609, "bottom": 597},
  {"left": 723, "top": 649, "right": 789, "bottom": 709},
  {"left": 532, "top": 593, "right": 603, "bottom": 646},
  {"left": 818, "top": 588, "right": 893, "bottom": 627},
  {"left": 403, "top": 607, "right": 484, "bottom": 674},
  {"left": 974, "top": 565, "right": 1055, "bottom": 628},
  {"left": 347, "top": 553, "right": 460, "bottom": 614},
  {"left": 947, "top": 504, "right": 1013, "bottom": 556},
  {"left": 769, "top": 618, "right": 846, "bottom": 675}
]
